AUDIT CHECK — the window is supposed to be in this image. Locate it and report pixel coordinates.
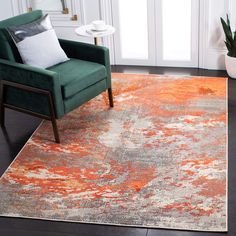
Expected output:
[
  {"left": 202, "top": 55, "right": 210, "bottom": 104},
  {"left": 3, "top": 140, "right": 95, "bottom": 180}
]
[
  {"left": 118, "top": 0, "right": 149, "bottom": 59},
  {"left": 162, "top": 0, "right": 192, "bottom": 61}
]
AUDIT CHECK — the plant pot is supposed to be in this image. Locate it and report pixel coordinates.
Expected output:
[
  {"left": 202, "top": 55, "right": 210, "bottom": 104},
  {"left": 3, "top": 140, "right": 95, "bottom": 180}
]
[{"left": 225, "top": 54, "right": 236, "bottom": 79}]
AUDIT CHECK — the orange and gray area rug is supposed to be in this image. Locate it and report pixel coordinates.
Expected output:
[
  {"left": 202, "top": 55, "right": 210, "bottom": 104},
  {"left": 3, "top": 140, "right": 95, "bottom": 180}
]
[{"left": 0, "top": 74, "right": 227, "bottom": 231}]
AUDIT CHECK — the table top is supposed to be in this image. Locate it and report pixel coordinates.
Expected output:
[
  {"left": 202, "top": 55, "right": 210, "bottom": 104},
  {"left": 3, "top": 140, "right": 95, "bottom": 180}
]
[{"left": 75, "top": 24, "right": 115, "bottom": 38}]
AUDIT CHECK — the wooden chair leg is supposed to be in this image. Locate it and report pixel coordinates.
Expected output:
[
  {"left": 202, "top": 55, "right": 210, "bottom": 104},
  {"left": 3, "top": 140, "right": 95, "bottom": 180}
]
[
  {"left": 0, "top": 80, "right": 60, "bottom": 143},
  {"left": 47, "top": 92, "right": 60, "bottom": 144},
  {"left": 0, "top": 82, "right": 5, "bottom": 127},
  {"left": 108, "top": 88, "right": 114, "bottom": 107},
  {"left": 51, "top": 118, "right": 60, "bottom": 144}
]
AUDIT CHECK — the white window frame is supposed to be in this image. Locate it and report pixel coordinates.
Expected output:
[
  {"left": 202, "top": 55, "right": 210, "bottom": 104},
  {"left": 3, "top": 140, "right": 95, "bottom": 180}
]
[
  {"left": 111, "top": 0, "right": 156, "bottom": 66},
  {"left": 155, "top": 0, "right": 200, "bottom": 68}
]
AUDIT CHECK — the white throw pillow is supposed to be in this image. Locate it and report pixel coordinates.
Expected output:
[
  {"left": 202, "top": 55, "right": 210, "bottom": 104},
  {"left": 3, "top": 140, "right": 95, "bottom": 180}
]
[
  {"left": 17, "top": 29, "right": 69, "bottom": 69},
  {"left": 7, "top": 14, "right": 69, "bottom": 69}
]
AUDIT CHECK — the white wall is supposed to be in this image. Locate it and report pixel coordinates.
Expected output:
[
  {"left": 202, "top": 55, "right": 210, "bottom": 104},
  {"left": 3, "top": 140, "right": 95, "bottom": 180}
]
[
  {"left": 54, "top": 0, "right": 102, "bottom": 44},
  {"left": 0, "top": 0, "right": 102, "bottom": 44},
  {"left": 0, "top": 0, "right": 234, "bottom": 69},
  {"left": 0, "top": 0, "right": 113, "bottom": 59},
  {"left": 83, "top": 0, "right": 100, "bottom": 24},
  {"left": 0, "top": 1, "right": 14, "bottom": 20},
  {"left": 199, "top": 0, "right": 236, "bottom": 70}
]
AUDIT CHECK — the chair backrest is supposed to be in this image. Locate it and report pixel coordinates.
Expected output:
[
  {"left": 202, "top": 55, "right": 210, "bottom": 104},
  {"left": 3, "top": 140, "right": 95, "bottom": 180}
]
[{"left": 0, "top": 10, "right": 43, "bottom": 63}]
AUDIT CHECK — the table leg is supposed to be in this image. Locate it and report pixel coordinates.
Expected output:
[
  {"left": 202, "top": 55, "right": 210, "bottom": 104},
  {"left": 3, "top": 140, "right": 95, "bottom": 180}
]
[{"left": 94, "top": 37, "right": 99, "bottom": 45}]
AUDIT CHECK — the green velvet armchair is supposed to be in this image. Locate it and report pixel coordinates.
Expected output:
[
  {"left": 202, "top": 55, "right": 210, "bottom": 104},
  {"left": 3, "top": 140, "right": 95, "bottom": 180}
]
[{"left": 0, "top": 10, "right": 113, "bottom": 143}]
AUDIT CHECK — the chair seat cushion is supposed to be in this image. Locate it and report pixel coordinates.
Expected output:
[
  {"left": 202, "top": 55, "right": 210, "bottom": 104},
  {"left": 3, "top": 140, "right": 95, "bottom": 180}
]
[{"left": 48, "top": 58, "right": 107, "bottom": 99}]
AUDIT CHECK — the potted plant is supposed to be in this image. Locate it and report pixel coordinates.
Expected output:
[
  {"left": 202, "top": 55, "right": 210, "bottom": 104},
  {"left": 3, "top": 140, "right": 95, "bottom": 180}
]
[{"left": 221, "top": 15, "right": 236, "bottom": 78}]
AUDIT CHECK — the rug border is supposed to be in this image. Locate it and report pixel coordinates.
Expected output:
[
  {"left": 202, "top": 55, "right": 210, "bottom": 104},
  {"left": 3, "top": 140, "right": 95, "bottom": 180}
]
[
  {"left": 0, "top": 214, "right": 228, "bottom": 232},
  {"left": 0, "top": 75, "right": 229, "bottom": 232}
]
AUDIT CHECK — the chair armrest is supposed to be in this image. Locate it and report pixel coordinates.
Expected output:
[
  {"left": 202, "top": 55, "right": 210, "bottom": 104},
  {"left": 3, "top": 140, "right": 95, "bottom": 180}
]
[
  {"left": 59, "top": 39, "right": 112, "bottom": 88},
  {"left": 0, "top": 59, "right": 64, "bottom": 118}
]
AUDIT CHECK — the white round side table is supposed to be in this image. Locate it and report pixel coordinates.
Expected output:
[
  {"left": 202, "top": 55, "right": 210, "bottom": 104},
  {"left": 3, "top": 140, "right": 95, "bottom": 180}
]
[{"left": 75, "top": 24, "right": 115, "bottom": 45}]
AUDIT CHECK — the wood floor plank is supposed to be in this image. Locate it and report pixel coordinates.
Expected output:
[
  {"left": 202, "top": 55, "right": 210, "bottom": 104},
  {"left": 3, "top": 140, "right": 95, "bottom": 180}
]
[{"left": 0, "top": 217, "right": 147, "bottom": 236}]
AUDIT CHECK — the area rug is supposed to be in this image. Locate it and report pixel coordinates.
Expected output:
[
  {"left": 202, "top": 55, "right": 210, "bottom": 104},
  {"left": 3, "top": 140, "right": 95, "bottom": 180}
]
[{"left": 0, "top": 73, "right": 227, "bottom": 231}]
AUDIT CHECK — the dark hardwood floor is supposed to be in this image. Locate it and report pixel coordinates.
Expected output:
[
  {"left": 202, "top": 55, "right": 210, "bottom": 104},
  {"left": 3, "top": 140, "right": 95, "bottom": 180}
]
[{"left": 0, "top": 66, "right": 235, "bottom": 236}]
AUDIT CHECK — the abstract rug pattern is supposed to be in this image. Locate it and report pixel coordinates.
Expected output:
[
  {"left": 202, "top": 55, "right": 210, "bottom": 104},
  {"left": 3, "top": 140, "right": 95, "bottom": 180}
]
[{"left": 0, "top": 74, "right": 227, "bottom": 231}]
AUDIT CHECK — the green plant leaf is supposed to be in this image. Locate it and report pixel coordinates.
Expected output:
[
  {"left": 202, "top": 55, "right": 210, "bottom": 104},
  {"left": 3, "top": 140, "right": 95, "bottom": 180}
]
[
  {"left": 227, "top": 14, "right": 232, "bottom": 34},
  {"left": 234, "top": 30, "right": 236, "bottom": 42},
  {"left": 220, "top": 17, "right": 232, "bottom": 41},
  {"left": 221, "top": 15, "right": 234, "bottom": 55}
]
